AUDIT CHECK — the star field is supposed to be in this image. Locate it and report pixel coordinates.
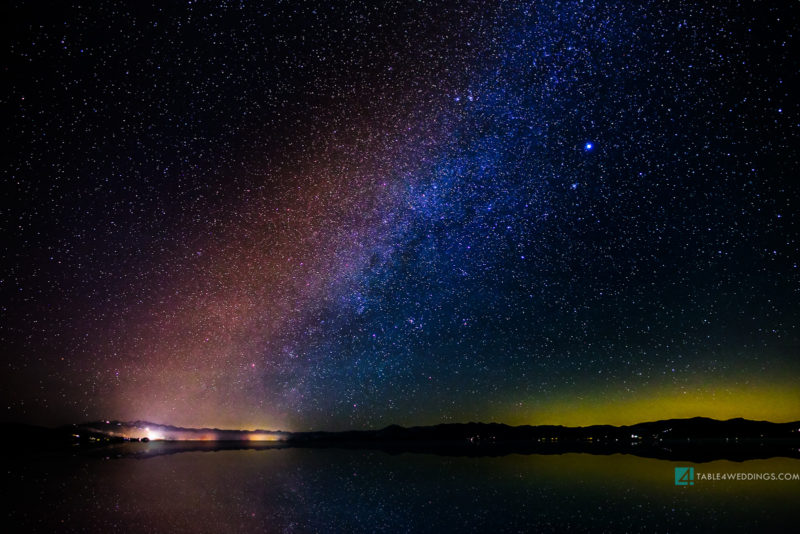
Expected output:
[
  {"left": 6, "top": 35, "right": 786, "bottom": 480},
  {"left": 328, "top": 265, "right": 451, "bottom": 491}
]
[{"left": 3, "top": 1, "right": 798, "bottom": 430}]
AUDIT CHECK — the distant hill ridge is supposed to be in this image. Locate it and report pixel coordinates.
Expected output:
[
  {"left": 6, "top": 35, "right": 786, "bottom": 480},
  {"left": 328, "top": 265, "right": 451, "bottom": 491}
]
[
  {"left": 287, "top": 417, "right": 800, "bottom": 443},
  {"left": 3, "top": 417, "right": 799, "bottom": 462},
  {"left": 3, "top": 417, "right": 798, "bottom": 444},
  {"left": 62, "top": 416, "right": 800, "bottom": 442}
]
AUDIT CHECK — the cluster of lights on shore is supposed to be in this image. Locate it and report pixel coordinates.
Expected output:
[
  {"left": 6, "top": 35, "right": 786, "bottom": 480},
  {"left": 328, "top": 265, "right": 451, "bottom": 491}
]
[
  {"left": 84, "top": 421, "right": 283, "bottom": 442},
  {"left": 137, "top": 427, "right": 280, "bottom": 442}
]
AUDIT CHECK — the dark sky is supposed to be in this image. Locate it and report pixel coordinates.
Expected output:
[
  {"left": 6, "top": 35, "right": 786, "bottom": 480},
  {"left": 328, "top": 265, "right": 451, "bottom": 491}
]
[{"left": 3, "top": 1, "right": 798, "bottom": 431}]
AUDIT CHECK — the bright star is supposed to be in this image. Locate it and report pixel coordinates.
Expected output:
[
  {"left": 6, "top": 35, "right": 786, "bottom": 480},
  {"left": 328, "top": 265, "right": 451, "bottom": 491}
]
[{"left": 584, "top": 142, "right": 593, "bottom": 151}]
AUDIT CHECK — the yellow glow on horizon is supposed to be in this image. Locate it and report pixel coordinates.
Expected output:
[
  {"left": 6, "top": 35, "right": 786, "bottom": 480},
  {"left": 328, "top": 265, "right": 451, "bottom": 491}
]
[{"left": 508, "top": 381, "right": 800, "bottom": 427}]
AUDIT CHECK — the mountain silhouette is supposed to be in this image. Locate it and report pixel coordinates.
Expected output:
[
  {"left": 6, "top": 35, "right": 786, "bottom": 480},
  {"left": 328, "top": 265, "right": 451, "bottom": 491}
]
[{"left": 3, "top": 417, "right": 798, "bottom": 462}]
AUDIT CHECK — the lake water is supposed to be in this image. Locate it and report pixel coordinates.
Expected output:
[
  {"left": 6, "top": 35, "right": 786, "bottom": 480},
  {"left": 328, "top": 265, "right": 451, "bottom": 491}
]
[{"left": 6, "top": 446, "right": 799, "bottom": 532}]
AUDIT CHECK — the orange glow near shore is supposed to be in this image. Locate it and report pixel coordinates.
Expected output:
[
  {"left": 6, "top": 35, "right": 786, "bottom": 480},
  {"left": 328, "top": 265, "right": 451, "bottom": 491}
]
[{"left": 247, "top": 433, "right": 280, "bottom": 441}]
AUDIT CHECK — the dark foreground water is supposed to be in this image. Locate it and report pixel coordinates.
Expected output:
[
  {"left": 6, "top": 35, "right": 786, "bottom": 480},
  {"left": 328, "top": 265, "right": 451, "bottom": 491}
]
[{"left": 6, "top": 445, "right": 799, "bottom": 533}]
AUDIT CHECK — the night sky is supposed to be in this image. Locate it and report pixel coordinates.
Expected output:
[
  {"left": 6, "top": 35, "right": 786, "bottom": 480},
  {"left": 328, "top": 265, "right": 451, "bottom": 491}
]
[{"left": 3, "top": 1, "right": 798, "bottom": 431}]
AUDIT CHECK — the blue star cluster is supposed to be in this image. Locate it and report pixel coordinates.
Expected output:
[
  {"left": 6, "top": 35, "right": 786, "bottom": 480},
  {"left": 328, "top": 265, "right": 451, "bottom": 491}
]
[{"left": 3, "top": 1, "right": 798, "bottom": 430}]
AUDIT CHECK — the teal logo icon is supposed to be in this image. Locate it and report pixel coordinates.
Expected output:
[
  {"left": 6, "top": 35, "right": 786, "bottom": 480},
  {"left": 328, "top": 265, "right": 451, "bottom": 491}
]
[{"left": 675, "top": 467, "right": 695, "bottom": 486}]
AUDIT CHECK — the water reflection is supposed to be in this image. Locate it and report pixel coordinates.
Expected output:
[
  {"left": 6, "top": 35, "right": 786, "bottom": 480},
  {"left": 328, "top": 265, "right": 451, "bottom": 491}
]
[{"left": 6, "top": 448, "right": 798, "bottom": 532}]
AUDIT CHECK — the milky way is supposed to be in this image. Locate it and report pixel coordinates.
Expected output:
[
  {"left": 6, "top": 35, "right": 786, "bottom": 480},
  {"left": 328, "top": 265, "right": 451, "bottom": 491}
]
[{"left": 4, "top": 1, "right": 798, "bottom": 430}]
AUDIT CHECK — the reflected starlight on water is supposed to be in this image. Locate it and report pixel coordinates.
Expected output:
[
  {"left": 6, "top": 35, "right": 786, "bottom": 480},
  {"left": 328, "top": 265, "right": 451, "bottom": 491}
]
[{"left": 5, "top": 449, "right": 799, "bottom": 533}]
